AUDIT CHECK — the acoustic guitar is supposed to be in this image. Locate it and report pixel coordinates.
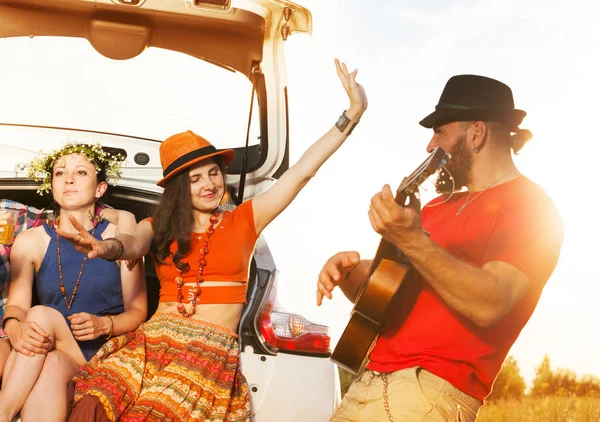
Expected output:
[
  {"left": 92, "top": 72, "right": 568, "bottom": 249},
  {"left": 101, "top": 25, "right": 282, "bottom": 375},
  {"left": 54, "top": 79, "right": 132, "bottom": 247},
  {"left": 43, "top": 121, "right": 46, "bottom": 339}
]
[{"left": 331, "top": 146, "right": 450, "bottom": 374}]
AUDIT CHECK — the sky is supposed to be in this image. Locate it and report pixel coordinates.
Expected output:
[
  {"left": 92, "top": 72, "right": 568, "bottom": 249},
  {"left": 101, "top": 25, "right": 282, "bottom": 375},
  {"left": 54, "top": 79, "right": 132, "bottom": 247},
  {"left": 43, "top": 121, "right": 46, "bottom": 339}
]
[
  {"left": 0, "top": 0, "right": 598, "bottom": 391},
  {"left": 263, "top": 0, "right": 600, "bottom": 389}
]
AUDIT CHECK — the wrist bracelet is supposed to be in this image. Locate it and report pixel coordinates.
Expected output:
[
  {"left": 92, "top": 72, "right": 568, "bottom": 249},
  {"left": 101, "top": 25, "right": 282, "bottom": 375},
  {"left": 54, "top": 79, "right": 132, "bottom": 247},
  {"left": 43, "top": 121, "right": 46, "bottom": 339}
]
[
  {"left": 105, "top": 237, "right": 124, "bottom": 262},
  {"left": 335, "top": 110, "right": 360, "bottom": 135},
  {"left": 105, "top": 315, "right": 114, "bottom": 340},
  {"left": 2, "top": 316, "right": 20, "bottom": 332},
  {"left": 346, "top": 120, "right": 360, "bottom": 136}
]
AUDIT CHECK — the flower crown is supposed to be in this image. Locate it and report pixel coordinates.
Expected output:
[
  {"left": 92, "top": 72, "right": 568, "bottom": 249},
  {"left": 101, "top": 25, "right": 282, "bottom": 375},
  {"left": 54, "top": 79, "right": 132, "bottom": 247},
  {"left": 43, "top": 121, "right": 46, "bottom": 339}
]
[{"left": 27, "top": 142, "right": 125, "bottom": 195}]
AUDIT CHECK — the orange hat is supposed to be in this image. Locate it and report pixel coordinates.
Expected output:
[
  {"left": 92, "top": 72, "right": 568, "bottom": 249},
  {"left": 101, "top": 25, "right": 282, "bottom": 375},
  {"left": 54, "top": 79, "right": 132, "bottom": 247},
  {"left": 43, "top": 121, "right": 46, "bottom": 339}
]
[{"left": 157, "top": 130, "right": 235, "bottom": 187}]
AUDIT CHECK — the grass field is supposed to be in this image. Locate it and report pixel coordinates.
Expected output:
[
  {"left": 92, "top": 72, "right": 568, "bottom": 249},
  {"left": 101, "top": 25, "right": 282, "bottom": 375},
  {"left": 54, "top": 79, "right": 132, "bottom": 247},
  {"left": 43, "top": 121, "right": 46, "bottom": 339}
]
[{"left": 477, "top": 396, "right": 600, "bottom": 422}]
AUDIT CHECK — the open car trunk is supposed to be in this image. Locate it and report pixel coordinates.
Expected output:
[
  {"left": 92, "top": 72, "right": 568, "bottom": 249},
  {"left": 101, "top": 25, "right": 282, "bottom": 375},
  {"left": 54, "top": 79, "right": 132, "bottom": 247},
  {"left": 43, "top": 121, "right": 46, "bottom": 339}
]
[{"left": 0, "top": 0, "right": 313, "bottom": 190}]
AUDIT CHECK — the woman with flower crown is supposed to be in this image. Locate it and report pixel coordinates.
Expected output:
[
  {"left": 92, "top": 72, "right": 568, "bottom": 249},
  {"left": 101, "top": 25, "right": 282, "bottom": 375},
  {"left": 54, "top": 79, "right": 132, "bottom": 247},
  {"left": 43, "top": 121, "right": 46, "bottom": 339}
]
[
  {"left": 62, "top": 59, "right": 367, "bottom": 422},
  {"left": 0, "top": 144, "right": 147, "bottom": 422}
]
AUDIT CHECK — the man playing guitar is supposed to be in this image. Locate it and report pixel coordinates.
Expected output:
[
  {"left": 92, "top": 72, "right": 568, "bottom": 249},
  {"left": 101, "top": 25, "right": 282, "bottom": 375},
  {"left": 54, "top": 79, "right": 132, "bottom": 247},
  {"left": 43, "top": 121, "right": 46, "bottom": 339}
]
[{"left": 317, "top": 75, "right": 564, "bottom": 421}]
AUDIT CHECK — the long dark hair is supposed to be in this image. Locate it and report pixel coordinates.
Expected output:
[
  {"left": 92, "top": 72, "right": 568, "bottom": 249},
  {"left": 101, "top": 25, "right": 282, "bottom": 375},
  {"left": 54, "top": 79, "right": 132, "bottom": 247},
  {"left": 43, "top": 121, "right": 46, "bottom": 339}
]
[{"left": 151, "top": 158, "right": 229, "bottom": 271}]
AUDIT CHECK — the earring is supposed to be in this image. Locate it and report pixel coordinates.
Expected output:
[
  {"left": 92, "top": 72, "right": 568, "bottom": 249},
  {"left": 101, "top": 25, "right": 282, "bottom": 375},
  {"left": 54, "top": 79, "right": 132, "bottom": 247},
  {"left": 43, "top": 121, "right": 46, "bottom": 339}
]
[{"left": 472, "top": 145, "right": 480, "bottom": 153}]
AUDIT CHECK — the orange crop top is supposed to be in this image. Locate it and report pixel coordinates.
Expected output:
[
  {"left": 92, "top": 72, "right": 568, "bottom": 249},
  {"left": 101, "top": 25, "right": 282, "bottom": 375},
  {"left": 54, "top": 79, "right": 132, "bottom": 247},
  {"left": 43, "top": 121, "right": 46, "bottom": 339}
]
[{"left": 150, "top": 200, "right": 258, "bottom": 305}]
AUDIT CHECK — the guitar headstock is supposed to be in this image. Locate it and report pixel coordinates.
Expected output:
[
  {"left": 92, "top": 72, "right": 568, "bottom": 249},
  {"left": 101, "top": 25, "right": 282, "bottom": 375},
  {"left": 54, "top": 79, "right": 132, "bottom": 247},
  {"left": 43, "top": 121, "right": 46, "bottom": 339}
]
[{"left": 397, "top": 147, "right": 451, "bottom": 198}]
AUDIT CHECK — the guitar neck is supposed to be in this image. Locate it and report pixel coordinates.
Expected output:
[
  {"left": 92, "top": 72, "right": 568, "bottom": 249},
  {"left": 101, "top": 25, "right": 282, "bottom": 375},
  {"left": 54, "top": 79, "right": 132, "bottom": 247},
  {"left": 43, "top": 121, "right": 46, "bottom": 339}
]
[{"left": 368, "top": 148, "right": 447, "bottom": 277}]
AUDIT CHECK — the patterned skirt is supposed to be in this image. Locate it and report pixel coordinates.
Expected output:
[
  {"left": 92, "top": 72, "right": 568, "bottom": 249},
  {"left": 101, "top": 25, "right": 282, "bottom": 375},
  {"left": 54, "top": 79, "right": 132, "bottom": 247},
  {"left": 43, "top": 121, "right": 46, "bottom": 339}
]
[{"left": 69, "top": 313, "right": 250, "bottom": 422}]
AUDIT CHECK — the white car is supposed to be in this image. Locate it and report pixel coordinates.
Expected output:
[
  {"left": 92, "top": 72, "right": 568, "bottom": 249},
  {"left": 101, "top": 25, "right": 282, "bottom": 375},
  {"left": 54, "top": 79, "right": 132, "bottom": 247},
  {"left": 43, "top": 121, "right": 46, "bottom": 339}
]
[{"left": 0, "top": 0, "right": 341, "bottom": 420}]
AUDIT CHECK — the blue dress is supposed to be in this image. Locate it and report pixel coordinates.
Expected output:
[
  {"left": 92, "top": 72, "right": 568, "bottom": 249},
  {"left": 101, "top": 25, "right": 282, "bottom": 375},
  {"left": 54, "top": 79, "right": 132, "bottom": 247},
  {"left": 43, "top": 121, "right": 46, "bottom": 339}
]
[{"left": 37, "top": 219, "right": 124, "bottom": 360}]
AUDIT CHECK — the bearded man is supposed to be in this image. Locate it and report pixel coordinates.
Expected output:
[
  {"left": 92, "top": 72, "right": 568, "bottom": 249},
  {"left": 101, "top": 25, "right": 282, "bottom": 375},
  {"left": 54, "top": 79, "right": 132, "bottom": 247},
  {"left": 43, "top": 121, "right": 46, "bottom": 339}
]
[{"left": 318, "top": 75, "right": 564, "bottom": 422}]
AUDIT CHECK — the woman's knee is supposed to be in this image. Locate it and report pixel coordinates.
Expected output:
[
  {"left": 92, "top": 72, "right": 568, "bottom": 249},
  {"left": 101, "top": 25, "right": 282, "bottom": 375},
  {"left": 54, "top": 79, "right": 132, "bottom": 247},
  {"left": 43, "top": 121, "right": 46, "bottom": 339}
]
[
  {"left": 26, "top": 305, "right": 62, "bottom": 323},
  {"left": 41, "top": 351, "right": 79, "bottom": 380},
  {"left": 42, "top": 350, "right": 65, "bottom": 368},
  {"left": 25, "top": 306, "right": 67, "bottom": 341}
]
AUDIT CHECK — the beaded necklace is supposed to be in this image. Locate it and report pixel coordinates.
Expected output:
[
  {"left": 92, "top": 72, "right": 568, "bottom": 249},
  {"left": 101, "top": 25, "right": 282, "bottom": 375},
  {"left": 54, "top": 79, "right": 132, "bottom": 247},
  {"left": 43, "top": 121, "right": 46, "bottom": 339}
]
[
  {"left": 176, "top": 210, "right": 220, "bottom": 317},
  {"left": 54, "top": 213, "right": 101, "bottom": 309},
  {"left": 56, "top": 223, "right": 96, "bottom": 309}
]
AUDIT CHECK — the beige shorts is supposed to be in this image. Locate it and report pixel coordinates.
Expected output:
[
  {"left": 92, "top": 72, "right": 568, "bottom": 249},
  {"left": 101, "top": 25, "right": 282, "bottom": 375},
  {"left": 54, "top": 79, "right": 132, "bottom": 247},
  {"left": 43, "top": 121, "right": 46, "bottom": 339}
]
[{"left": 330, "top": 367, "right": 482, "bottom": 422}]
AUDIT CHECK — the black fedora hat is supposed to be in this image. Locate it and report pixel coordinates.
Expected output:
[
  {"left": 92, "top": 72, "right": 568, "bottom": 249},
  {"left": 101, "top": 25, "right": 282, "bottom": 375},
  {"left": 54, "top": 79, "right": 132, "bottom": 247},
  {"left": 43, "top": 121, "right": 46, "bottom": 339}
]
[{"left": 419, "top": 74, "right": 526, "bottom": 131}]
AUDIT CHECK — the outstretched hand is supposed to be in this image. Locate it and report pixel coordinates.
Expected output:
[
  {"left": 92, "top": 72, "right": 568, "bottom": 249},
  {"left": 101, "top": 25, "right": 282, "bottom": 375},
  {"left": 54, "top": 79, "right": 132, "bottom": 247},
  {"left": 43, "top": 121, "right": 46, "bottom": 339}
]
[
  {"left": 56, "top": 214, "right": 109, "bottom": 259},
  {"left": 316, "top": 251, "right": 361, "bottom": 306},
  {"left": 335, "top": 58, "right": 368, "bottom": 113}
]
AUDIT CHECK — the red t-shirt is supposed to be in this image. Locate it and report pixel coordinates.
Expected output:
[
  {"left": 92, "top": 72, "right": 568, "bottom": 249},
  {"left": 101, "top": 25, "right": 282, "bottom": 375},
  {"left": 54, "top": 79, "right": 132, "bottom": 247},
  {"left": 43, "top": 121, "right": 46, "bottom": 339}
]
[{"left": 366, "top": 176, "right": 563, "bottom": 400}]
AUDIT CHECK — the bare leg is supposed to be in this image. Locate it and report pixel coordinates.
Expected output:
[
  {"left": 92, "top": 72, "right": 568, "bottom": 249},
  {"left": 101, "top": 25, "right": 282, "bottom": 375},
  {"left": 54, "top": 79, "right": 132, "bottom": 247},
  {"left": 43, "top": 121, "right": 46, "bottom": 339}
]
[
  {"left": 0, "top": 349, "right": 16, "bottom": 386},
  {"left": 0, "top": 338, "right": 10, "bottom": 378},
  {"left": 0, "top": 306, "right": 85, "bottom": 422},
  {"left": 20, "top": 350, "right": 80, "bottom": 422}
]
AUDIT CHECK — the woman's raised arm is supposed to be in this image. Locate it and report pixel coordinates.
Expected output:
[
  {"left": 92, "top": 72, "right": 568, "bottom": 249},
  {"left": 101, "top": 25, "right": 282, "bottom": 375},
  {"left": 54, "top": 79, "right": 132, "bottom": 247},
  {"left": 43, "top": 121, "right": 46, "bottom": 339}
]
[{"left": 251, "top": 58, "right": 368, "bottom": 234}]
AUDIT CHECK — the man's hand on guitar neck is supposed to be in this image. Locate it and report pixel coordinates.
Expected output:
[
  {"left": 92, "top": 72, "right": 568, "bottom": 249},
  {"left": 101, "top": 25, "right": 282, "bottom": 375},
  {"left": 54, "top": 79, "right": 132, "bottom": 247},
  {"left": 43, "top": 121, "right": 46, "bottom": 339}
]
[
  {"left": 317, "top": 251, "right": 370, "bottom": 306},
  {"left": 368, "top": 184, "right": 425, "bottom": 250}
]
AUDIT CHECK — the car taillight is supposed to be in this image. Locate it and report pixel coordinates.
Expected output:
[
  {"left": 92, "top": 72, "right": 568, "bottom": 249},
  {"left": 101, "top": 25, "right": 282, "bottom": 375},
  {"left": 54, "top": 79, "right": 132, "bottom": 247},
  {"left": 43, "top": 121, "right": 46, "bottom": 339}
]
[{"left": 259, "top": 308, "right": 331, "bottom": 356}]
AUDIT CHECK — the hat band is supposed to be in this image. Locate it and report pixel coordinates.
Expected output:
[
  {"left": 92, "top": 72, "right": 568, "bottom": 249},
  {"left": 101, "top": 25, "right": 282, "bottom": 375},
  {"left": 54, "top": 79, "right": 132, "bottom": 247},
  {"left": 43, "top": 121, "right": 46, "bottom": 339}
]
[
  {"left": 162, "top": 145, "right": 217, "bottom": 177},
  {"left": 436, "top": 102, "right": 480, "bottom": 110}
]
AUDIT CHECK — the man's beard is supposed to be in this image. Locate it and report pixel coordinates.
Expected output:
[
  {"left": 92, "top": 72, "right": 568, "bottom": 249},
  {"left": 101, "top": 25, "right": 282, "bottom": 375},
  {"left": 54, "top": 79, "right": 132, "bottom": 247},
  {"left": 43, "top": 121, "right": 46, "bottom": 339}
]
[{"left": 435, "top": 133, "right": 473, "bottom": 195}]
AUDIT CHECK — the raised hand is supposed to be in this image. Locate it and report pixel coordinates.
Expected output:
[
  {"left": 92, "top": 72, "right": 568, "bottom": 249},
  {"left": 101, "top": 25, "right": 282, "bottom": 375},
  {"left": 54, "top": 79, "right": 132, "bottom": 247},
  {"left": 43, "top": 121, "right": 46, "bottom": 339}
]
[
  {"left": 317, "top": 251, "right": 361, "bottom": 306},
  {"left": 335, "top": 58, "right": 368, "bottom": 114},
  {"left": 56, "top": 214, "right": 111, "bottom": 259}
]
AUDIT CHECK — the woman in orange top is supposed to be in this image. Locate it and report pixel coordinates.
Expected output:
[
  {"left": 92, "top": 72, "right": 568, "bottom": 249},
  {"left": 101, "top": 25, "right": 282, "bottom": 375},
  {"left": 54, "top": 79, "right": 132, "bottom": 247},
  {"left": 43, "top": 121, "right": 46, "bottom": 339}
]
[{"left": 60, "top": 59, "right": 367, "bottom": 422}]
